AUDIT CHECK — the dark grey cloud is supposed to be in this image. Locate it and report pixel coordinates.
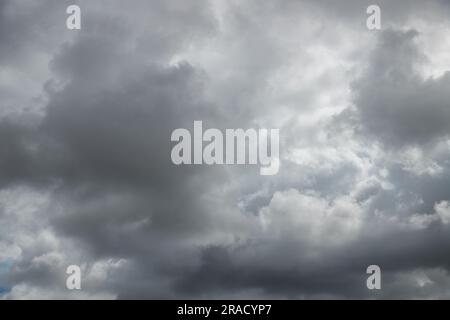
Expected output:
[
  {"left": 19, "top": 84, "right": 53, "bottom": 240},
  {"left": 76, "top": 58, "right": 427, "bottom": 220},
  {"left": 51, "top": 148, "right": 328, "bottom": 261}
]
[
  {"left": 350, "top": 29, "right": 450, "bottom": 148},
  {"left": 1, "top": 0, "right": 450, "bottom": 299}
]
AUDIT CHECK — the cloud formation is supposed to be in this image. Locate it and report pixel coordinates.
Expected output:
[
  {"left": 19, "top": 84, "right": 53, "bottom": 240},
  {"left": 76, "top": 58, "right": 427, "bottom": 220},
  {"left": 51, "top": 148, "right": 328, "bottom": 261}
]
[{"left": 1, "top": 0, "right": 450, "bottom": 299}]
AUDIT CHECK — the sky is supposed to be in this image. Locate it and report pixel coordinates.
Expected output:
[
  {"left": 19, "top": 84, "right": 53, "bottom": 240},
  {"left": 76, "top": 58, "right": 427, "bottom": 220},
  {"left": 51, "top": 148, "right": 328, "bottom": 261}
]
[{"left": 1, "top": 0, "right": 450, "bottom": 299}]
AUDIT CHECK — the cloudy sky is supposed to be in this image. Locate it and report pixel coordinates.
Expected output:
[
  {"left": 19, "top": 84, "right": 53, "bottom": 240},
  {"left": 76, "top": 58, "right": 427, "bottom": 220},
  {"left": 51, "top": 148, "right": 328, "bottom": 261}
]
[{"left": 1, "top": 0, "right": 450, "bottom": 299}]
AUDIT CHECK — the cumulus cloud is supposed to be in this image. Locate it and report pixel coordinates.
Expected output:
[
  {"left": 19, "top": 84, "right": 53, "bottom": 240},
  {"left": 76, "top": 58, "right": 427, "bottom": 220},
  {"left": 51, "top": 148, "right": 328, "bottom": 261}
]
[
  {"left": 1, "top": 0, "right": 450, "bottom": 299},
  {"left": 350, "top": 29, "right": 450, "bottom": 148}
]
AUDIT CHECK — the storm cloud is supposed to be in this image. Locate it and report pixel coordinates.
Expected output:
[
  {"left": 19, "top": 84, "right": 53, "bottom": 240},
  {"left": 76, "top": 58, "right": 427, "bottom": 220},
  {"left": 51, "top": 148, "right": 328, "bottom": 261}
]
[{"left": 1, "top": 0, "right": 450, "bottom": 299}]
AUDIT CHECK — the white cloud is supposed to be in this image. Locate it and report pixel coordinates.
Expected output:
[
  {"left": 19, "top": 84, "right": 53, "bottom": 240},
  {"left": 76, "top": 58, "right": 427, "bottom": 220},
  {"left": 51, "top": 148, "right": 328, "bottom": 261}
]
[
  {"left": 259, "top": 189, "right": 364, "bottom": 245},
  {"left": 435, "top": 201, "right": 450, "bottom": 225}
]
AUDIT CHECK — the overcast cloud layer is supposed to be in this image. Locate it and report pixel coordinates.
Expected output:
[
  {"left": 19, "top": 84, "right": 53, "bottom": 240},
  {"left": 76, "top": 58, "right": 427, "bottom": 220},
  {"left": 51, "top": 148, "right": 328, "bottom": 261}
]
[{"left": 1, "top": 0, "right": 450, "bottom": 299}]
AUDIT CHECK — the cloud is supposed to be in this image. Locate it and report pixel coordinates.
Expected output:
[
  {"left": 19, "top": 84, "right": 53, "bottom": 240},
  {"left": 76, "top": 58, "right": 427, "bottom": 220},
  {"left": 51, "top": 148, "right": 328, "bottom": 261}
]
[
  {"left": 350, "top": 29, "right": 450, "bottom": 148},
  {"left": 2, "top": 0, "right": 450, "bottom": 299}
]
